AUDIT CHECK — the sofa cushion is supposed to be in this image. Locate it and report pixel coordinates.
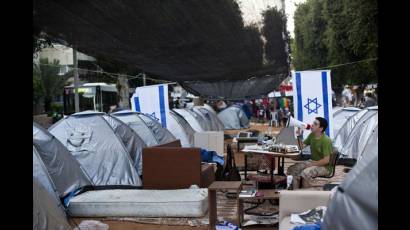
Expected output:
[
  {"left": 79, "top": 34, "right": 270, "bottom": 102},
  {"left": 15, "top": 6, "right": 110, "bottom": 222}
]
[{"left": 68, "top": 188, "right": 208, "bottom": 218}]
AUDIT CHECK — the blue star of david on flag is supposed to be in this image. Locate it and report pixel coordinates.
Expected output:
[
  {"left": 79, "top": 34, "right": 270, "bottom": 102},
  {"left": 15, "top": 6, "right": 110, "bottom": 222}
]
[{"left": 304, "top": 98, "right": 322, "bottom": 114}]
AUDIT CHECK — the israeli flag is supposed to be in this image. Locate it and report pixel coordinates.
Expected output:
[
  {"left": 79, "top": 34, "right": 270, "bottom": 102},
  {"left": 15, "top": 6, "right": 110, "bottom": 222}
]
[
  {"left": 292, "top": 70, "right": 333, "bottom": 139},
  {"left": 131, "top": 84, "right": 170, "bottom": 128}
]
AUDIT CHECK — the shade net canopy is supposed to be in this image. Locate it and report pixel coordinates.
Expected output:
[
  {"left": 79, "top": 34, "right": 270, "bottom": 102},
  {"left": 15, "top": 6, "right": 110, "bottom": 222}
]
[
  {"left": 49, "top": 111, "right": 141, "bottom": 186},
  {"left": 33, "top": 0, "right": 289, "bottom": 99},
  {"left": 33, "top": 177, "right": 71, "bottom": 230},
  {"left": 33, "top": 122, "right": 92, "bottom": 198}
]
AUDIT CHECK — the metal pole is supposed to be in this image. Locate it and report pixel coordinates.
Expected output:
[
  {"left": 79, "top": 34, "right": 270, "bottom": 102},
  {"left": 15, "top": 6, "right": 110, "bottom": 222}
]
[
  {"left": 142, "top": 72, "right": 146, "bottom": 86},
  {"left": 73, "top": 48, "right": 80, "bottom": 113}
]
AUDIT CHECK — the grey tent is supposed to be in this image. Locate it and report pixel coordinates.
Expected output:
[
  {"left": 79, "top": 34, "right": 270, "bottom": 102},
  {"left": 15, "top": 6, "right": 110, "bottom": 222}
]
[
  {"left": 174, "top": 108, "right": 209, "bottom": 132},
  {"left": 333, "top": 108, "right": 372, "bottom": 153},
  {"left": 33, "top": 122, "right": 92, "bottom": 198},
  {"left": 33, "top": 177, "right": 72, "bottom": 230},
  {"left": 49, "top": 111, "right": 141, "bottom": 187},
  {"left": 358, "top": 126, "right": 377, "bottom": 161},
  {"left": 333, "top": 107, "right": 362, "bottom": 137},
  {"left": 322, "top": 133, "right": 377, "bottom": 230},
  {"left": 111, "top": 110, "right": 176, "bottom": 147},
  {"left": 217, "top": 105, "right": 250, "bottom": 130},
  {"left": 339, "top": 110, "right": 378, "bottom": 159},
  {"left": 168, "top": 110, "right": 196, "bottom": 147},
  {"left": 33, "top": 146, "right": 64, "bottom": 212},
  {"left": 102, "top": 114, "right": 147, "bottom": 175},
  {"left": 193, "top": 106, "right": 224, "bottom": 131}
]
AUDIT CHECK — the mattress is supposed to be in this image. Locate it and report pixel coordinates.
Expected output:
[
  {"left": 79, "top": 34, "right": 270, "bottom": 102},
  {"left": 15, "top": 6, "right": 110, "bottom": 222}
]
[{"left": 68, "top": 188, "right": 208, "bottom": 217}]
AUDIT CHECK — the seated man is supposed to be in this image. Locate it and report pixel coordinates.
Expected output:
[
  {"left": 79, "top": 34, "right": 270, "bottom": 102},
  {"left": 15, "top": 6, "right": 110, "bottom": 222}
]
[{"left": 287, "top": 117, "right": 333, "bottom": 189}]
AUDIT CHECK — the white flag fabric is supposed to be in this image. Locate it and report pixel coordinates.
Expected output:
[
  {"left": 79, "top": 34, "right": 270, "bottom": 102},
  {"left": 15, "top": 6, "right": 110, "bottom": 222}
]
[
  {"left": 130, "top": 84, "right": 170, "bottom": 128},
  {"left": 292, "top": 70, "right": 333, "bottom": 139}
]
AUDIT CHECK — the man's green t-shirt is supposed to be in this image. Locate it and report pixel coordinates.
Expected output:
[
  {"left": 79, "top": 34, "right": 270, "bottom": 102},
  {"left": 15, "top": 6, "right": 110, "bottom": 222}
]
[{"left": 303, "top": 133, "right": 333, "bottom": 173}]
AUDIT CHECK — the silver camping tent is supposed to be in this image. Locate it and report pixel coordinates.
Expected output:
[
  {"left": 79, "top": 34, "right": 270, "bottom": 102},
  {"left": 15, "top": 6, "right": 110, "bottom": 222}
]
[
  {"left": 102, "top": 114, "right": 147, "bottom": 175},
  {"left": 33, "top": 122, "right": 92, "bottom": 198},
  {"left": 339, "top": 109, "right": 378, "bottom": 159},
  {"left": 174, "top": 108, "right": 209, "bottom": 132},
  {"left": 333, "top": 107, "right": 373, "bottom": 153},
  {"left": 33, "top": 177, "right": 72, "bottom": 230},
  {"left": 33, "top": 146, "right": 65, "bottom": 212},
  {"left": 193, "top": 106, "right": 224, "bottom": 131},
  {"left": 333, "top": 107, "right": 362, "bottom": 137},
  {"left": 49, "top": 111, "right": 141, "bottom": 186},
  {"left": 167, "top": 110, "right": 196, "bottom": 147},
  {"left": 217, "top": 105, "right": 250, "bottom": 130},
  {"left": 111, "top": 110, "right": 176, "bottom": 147},
  {"left": 322, "top": 131, "right": 378, "bottom": 230}
]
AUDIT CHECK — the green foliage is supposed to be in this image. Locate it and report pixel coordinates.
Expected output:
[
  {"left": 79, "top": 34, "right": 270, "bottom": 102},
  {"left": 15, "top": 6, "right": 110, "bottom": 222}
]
[
  {"left": 34, "top": 58, "right": 72, "bottom": 112},
  {"left": 292, "top": 0, "right": 377, "bottom": 87},
  {"left": 262, "top": 7, "right": 290, "bottom": 75},
  {"left": 33, "top": 63, "right": 44, "bottom": 103}
]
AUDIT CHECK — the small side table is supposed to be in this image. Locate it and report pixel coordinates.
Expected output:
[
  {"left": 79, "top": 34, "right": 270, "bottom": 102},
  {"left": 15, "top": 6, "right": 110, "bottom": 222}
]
[
  {"left": 208, "top": 181, "right": 242, "bottom": 230},
  {"left": 238, "top": 189, "right": 280, "bottom": 226}
]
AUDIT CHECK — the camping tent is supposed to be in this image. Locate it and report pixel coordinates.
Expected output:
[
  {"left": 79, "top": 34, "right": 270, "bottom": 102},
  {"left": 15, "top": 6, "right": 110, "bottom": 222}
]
[
  {"left": 333, "top": 107, "right": 362, "bottom": 136},
  {"left": 111, "top": 110, "right": 176, "bottom": 147},
  {"left": 174, "top": 108, "right": 209, "bottom": 132},
  {"left": 333, "top": 108, "right": 371, "bottom": 153},
  {"left": 49, "top": 111, "right": 141, "bottom": 187},
  {"left": 33, "top": 122, "right": 92, "bottom": 198},
  {"left": 33, "top": 177, "right": 72, "bottom": 230},
  {"left": 192, "top": 106, "right": 224, "bottom": 131},
  {"left": 217, "top": 105, "right": 250, "bottom": 130},
  {"left": 339, "top": 109, "right": 378, "bottom": 159},
  {"left": 203, "top": 104, "right": 217, "bottom": 115},
  {"left": 322, "top": 132, "right": 377, "bottom": 230},
  {"left": 167, "top": 110, "right": 196, "bottom": 147},
  {"left": 102, "top": 114, "right": 147, "bottom": 175},
  {"left": 358, "top": 125, "right": 378, "bottom": 161},
  {"left": 33, "top": 146, "right": 64, "bottom": 211}
]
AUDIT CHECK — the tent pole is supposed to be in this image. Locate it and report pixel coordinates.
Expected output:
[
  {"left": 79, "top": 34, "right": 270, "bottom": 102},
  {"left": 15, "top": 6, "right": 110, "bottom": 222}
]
[{"left": 73, "top": 48, "right": 80, "bottom": 113}]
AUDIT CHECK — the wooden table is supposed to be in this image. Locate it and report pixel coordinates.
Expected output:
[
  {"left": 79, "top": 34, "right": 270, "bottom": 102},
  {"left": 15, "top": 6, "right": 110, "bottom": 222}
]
[
  {"left": 238, "top": 189, "right": 281, "bottom": 226},
  {"left": 241, "top": 145, "right": 300, "bottom": 179},
  {"left": 208, "top": 181, "right": 242, "bottom": 230}
]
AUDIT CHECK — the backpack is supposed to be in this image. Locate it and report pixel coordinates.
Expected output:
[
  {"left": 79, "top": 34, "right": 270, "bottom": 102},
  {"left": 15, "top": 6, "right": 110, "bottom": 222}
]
[{"left": 220, "top": 144, "right": 241, "bottom": 181}]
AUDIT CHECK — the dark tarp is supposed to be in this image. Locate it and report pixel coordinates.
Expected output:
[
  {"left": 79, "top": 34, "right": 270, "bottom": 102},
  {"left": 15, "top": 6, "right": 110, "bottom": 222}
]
[
  {"left": 33, "top": 0, "right": 289, "bottom": 99},
  {"left": 33, "top": 122, "right": 92, "bottom": 198}
]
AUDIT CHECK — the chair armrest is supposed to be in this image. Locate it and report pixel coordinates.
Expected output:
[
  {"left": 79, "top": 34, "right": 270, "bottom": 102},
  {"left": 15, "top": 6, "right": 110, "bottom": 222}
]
[{"left": 279, "top": 190, "right": 331, "bottom": 223}]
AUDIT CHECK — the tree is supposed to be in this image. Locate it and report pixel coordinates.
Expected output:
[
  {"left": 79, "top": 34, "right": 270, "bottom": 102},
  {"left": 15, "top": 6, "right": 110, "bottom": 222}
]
[
  {"left": 262, "top": 7, "right": 290, "bottom": 75},
  {"left": 292, "top": 0, "right": 328, "bottom": 71},
  {"left": 35, "top": 58, "right": 72, "bottom": 112},
  {"left": 292, "top": 0, "right": 377, "bottom": 88}
]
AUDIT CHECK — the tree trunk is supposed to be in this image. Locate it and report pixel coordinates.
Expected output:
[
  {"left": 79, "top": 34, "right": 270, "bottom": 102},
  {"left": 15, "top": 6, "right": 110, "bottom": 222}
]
[{"left": 117, "top": 75, "right": 130, "bottom": 109}]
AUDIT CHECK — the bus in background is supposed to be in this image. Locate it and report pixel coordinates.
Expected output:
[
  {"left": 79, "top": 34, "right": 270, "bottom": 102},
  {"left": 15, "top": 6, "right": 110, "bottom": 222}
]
[{"left": 63, "top": 83, "right": 135, "bottom": 115}]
